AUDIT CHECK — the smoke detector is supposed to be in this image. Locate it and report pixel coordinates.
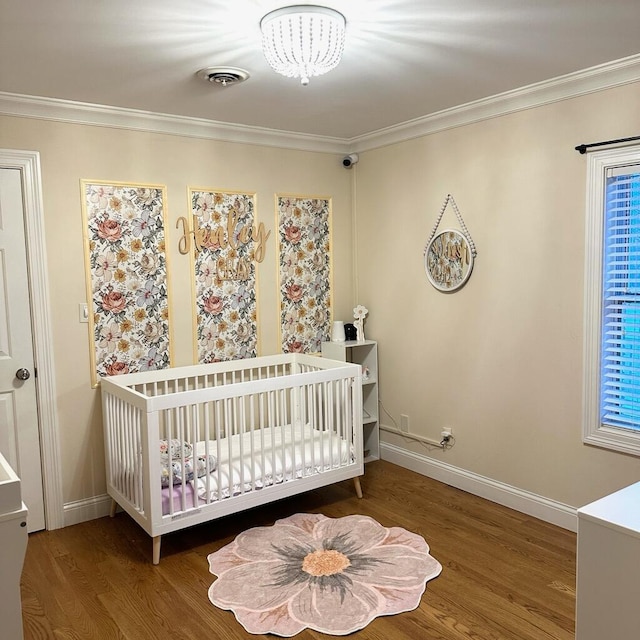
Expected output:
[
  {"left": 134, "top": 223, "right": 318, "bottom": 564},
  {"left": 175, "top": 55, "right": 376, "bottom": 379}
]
[{"left": 197, "top": 67, "right": 250, "bottom": 87}]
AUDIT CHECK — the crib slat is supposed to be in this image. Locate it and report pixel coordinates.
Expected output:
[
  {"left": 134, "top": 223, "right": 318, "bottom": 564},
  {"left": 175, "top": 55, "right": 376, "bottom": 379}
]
[
  {"left": 236, "top": 395, "right": 245, "bottom": 494},
  {"left": 258, "top": 391, "right": 266, "bottom": 489},
  {"left": 248, "top": 392, "right": 256, "bottom": 491}
]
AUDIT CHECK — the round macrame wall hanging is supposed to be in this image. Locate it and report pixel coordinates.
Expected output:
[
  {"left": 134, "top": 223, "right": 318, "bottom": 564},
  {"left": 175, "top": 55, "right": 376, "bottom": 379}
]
[{"left": 424, "top": 194, "right": 477, "bottom": 292}]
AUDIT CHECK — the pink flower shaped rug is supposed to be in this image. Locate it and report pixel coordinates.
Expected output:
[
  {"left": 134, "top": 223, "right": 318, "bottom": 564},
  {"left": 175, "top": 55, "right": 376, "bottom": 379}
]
[{"left": 207, "top": 513, "right": 442, "bottom": 636}]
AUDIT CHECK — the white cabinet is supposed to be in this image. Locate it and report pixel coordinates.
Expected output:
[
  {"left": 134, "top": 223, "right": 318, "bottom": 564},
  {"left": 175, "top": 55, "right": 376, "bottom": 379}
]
[
  {"left": 0, "top": 452, "right": 28, "bottom": 640},
  {"left": 576, "top": 482, "right": 640, "bottom": 640},
  {"left": 321, "top": 340, "right": 379, "bottom": 462}
]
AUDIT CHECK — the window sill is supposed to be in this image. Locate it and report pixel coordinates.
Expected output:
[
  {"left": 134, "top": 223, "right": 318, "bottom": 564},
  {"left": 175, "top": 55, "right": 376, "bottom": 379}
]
[{"left": 583, "top": 425, "right": 640, "bottom": 457}]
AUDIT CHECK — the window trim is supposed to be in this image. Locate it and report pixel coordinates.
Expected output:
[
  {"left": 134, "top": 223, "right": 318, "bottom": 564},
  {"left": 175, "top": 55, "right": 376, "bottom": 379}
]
[{"left": 583, "top": 145, "right": 640, "bottom": 456}]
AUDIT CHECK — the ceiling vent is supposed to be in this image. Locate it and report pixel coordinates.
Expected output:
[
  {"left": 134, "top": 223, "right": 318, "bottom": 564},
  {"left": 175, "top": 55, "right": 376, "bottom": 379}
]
[{"left": 197, "top": 67, "right": 250, "bottom": 87}]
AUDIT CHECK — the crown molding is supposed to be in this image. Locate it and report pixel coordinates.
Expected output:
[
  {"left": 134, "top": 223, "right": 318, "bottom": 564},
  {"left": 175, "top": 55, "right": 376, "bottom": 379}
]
[
  {"left": 1, "top": 54, "right": 639, "bottom": 154},
  {"left": 0, "top": 92, "right": 350, "bottom": 155},
  {"left": 349, "top": 54, "right": 640, "bottom": 152}
]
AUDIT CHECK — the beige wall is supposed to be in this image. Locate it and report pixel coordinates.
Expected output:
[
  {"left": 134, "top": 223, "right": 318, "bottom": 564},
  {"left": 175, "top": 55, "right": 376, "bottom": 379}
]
[
  {"left": 3, "top": 80, "right": 640, "bottom": 516},
  {"left": 0, "top": 115, "right": 354, "bottom": 504},
  {"left": 354, "top": 82, "right": 640, "bottom": 509}
]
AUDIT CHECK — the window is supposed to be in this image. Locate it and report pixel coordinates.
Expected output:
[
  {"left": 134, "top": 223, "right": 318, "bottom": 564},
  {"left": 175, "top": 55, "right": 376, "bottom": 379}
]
[{"left": 584, "top": 146, "right": 640, "bottom": 455}]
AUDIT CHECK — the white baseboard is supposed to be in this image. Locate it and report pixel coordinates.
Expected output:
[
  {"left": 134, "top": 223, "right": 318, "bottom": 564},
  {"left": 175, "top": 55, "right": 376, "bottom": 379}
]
[
  {"left": 63, "top": 494, "right": 113, "bottom": 528},
  {"left": 380, "top": 442, "right": 578, "bottom": 532},
  {"left": 61, "top": 446, "right": 578, "bottom": 532}
]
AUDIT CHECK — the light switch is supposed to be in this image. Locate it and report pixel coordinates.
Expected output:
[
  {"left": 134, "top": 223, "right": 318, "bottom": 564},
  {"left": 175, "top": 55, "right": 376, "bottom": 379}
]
[{"left": 79, "top": 303, "right": 89, "bottom": 323}]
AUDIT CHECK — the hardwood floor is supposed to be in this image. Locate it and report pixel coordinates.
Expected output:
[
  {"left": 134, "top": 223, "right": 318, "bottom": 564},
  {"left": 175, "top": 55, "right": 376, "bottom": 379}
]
[{"left": 21, "top": 460, "right": 576, "bottom": 639}]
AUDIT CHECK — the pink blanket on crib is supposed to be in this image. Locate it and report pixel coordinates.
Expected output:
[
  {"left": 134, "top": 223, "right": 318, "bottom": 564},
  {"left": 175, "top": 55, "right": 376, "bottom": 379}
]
[{"left": 162, "top": 483, "right": 203, "bottom": 514}]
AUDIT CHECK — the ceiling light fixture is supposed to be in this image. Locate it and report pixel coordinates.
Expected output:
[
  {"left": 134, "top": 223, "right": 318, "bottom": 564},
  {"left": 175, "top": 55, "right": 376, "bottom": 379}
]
[{"left": 260, "top": 5, "right": 346, "bottom": 86}]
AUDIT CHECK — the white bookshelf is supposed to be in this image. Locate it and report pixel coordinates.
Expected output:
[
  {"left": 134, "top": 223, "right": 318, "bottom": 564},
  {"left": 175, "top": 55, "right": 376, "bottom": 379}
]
[{"left": 321, "top": 340, "right": 379, "bottom": 462}]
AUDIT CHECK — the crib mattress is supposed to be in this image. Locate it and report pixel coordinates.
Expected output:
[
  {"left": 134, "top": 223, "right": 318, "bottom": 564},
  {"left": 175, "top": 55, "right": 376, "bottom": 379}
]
[{"left": 162, "top": 423, "right": 352, "bottom": 515}]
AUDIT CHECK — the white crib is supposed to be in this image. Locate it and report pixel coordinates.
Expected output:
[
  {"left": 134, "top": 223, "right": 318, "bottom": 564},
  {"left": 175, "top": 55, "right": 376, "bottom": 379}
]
[{"left": 101, "top": 353, "right": 363, "bottom": 564}]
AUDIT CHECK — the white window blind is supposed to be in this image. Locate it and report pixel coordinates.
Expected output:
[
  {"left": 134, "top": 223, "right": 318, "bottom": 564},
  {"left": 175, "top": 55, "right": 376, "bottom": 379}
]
[{"left": 601, "top": 165, "right": 640, "bottom": 431}]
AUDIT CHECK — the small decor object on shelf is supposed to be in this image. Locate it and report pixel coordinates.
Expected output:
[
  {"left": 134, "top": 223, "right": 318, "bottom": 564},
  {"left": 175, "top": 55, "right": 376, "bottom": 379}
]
[
  {"left": 353, "top": 304, "right": 368, "bottom": 340},
  {"left": 344, "top": 323, "right": 357, "bottom": 340},
  {"left": 424, "top": 194, "right": 477, "bottom": 293},
  {"left": 331, "top": 320, "right": 345, "bottom": 342}
]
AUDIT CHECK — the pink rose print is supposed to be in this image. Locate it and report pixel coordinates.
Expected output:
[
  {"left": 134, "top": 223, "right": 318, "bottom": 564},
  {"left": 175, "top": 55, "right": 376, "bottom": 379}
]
[
  {"left": 101, "top": 291, "right": 126, "bottom": 313},
  {"left": 284, "top": 224, "right": 302, "bottom": 244},
  {"left": 97, "top": 219, "right": 123, "bottom": 242},
  {"left": 203, "top": 295, "right": 224, "bottom": 315},
  {"left": 202, "top": 235, "right": 221, "bottom": 251},
  {"left": 285, "top": 283, "right": 304, "bottom": 303},
  {"left": 287, "top": 340, "right": 304, "bottom": 353},
  {"left": 105, "top": 361, "right": 129, "bottom": 376}
]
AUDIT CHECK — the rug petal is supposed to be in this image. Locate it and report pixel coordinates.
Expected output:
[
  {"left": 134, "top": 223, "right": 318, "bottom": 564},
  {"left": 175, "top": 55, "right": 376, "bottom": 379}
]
[
  {"left": 231, "top": 523, "right": 315, "bottom": 561},
  {"left": 230, "top": 603, "right": 306, "bottom": 638},
  {"left": 383, "top": 526, "right": 432, "bottom": 553},
  {"left": 207, "top": 542, "right": 251, "bottom": 576},
  {"left": 315, "top": 514, "right": 387, "bottom": 552},
  {"left": 290, "top": 579, "right": 383, "bottom": 635},
  {"left": 275, "top": 512, "right": 326, "bottom": 534},
  {"left": 375, "top": 584, "right": 429, "bottom": 616},
  {"left": 358, "top": 546, "right": 443, "bottom": 587},
  {"left": 208, "top": 561, "right": 305, "bottom": 610}
]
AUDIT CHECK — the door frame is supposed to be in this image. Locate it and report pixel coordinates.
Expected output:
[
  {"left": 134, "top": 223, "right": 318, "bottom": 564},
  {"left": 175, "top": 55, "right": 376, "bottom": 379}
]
[{"left": 0, "top": 149, "right": 63, "bottom": 529}]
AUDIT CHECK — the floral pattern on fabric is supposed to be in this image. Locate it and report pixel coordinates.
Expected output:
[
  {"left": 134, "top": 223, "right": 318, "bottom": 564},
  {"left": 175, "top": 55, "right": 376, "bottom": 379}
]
[
  {"left": 207, "top": 512, "right": 442, "bottom": 637},
  {"left": 277, "top": 196, "right": 332, "bottom": 354},
  {"left": 159, "top": 438, "right": 216, "bottom": 486},
  {"left": 160, "top": 455, "right": 217, "bottom": 487},
  {"left": 159, "top": 439, "right": 193, "bottom": 461},
  {"left": 83, "top": 183, "right": 171, "bottom": 384},
  {"left": 191, "top": 190, "right": 258, "bottom": 363}
]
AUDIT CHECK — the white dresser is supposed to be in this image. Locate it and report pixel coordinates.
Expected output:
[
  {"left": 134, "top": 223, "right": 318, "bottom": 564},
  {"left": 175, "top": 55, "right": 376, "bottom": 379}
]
[
  {"left": 0, "top": 452, "right": 28, "bottom": 640},
  {"left": 576, "top": 481, "right": 640, "bottom": 640}
]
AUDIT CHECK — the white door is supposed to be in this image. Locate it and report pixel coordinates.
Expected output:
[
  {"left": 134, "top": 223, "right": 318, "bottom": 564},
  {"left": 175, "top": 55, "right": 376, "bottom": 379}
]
[{"left": 0, "top": 168, "right": 45, "bottom": 532}]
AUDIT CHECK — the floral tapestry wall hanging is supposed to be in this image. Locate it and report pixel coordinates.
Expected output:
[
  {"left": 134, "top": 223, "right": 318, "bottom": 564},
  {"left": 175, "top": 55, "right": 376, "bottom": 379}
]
[
  {"left": 182, "top": 189, "right": 264, "bottom": 362},
  {"left": 81, "top": 181, "right": 172, "bottom": 387},
  {"left": 277, "top": 195, "right": 332, "bottom": 354}
]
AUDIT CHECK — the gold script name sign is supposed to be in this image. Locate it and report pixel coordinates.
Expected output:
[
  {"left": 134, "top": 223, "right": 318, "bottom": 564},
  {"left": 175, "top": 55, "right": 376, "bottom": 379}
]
[{"left": 176, "top": 212, "right": 270, "bottom": 281}]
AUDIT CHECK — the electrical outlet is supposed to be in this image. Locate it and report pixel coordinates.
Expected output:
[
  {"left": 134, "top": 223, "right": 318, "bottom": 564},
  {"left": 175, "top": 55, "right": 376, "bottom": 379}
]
[{"left": 400, "top": 414, "right": 410, "bottom": 433}]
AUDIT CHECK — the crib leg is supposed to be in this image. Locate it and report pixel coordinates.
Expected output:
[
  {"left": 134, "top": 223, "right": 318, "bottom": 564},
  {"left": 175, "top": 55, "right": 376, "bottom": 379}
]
[
  {"left": 353, "top": 476, "right": 363, "bottom": 499},
  {"left": 152, "top": 536, "right": 162, "bottom": 565},
  {"left": 109, "top": 499, "right": 117, "bottom": 518}
]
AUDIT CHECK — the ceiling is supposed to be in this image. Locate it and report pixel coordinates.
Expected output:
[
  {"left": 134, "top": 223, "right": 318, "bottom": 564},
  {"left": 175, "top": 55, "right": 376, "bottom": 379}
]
[{"left": 1, "top": 0, "right": 640, "bottom": 141}]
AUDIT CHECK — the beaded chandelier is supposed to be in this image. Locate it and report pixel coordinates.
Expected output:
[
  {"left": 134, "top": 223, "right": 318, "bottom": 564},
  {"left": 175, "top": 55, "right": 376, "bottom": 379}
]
[{"left": 260, "top": 5, "right": 346, "bottom": 86}]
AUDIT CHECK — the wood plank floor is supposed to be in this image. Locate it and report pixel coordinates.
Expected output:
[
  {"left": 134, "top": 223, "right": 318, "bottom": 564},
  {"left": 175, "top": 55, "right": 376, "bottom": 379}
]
[{"left": 21, "top": 461, "right": 576, "bottom": 639}]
